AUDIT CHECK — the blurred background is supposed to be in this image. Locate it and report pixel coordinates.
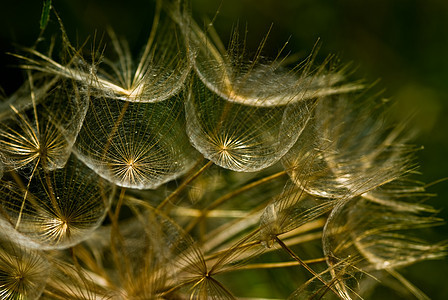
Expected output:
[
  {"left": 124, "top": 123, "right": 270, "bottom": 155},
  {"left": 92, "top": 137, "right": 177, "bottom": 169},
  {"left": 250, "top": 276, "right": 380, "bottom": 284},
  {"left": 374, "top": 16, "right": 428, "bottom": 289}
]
[{"left": 1, "top": 0, "right": 447, "bottom": 298}]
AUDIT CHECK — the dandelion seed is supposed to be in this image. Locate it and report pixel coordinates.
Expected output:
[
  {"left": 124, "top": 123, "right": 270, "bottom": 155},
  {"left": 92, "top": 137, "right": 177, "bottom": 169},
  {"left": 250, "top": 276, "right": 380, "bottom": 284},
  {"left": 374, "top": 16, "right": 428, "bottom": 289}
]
[
  {"left": 74, "top": 95, "right": 198, "bottom": 189},
  {"left": 0, "top": 235, "right": 49, "bottom": 300},
  {"left": 20, "top": 4, "right": 190, "bottom": 104},
  {"left": 186, "top": 77, "right": 313, "bottom": 172},
  {"left": 322, "top": 196, "right": 446, "bottom": 299},
  {"left": 178, "top": 12, "right": 361, "bottom": 108},
  {"left": 179, "top": 14, "right": 353, "bottom": 172},
  {"left": 0, "top": 157, "right": 113, "bottom": 249},
  {"left": 283, "top": 93, "right": 417, "bottom": 200},
  {"left": 0, "top": 76, "right": 87, "bottom": 173},
  {"left": 259, "top": 180, "right": 333, "bottom": 248}
]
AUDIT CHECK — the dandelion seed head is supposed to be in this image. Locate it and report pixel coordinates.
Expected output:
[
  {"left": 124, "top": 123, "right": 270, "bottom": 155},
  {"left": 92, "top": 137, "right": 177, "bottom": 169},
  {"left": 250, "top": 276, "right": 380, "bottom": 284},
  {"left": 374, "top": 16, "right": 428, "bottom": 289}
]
[{"left": 0, "top": 2, "right": 443, "bottom": 299}]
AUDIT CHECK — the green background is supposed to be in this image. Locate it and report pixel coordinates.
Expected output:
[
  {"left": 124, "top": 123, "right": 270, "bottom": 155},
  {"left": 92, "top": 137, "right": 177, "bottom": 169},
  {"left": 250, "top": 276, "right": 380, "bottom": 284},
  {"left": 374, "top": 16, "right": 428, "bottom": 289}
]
[{"left": 1, "top": 0, "right": 447, "bottom": 298}]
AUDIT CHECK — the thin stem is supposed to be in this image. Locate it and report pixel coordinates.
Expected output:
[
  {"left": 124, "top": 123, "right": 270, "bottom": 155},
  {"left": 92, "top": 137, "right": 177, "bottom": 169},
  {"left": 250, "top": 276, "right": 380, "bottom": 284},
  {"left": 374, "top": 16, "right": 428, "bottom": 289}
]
[
  {"left": 133, "top": 0, "right": 161, "bottom": 83},
  {"left": 205, "top": 239, "right": 261, "bottom": 262},
  {"left": 234, "top": 257, "right": 327, "bottom": 271},
  {"left": 202, "top": 209, "right": 263, "bottom": 252},
  {"left": 275, "top": 237, "right": 339, "bottom": 298},
  {"left": 157, "top": 160, "right": 213, "bottom": 210},
  {"left": 212, "top": 171, "right": 287, "bottom": 211},
  {"left": 205, "top": 226, "right": 323, "bottom": 267},
  {"left": 15, "top": 158, "right": 40, "bottom": 229},
  {"left": 27, "top": 71, "right": 40, "bottom": 137},
  {"left": 386, "top": 268, "right": 430, "bottom": 300},
  {"left": 72, "top": 244, "right": 111, "bottom": 283},
  {"left": 173, "top": 206, "right": 249, "bottom": 218},
  {"left": 107, "top": 187, "right": 129, "bottom": 283},
  {"left": 102, "top": 101, "right": 130, "bottom": 159},
  {"left": 185, "top": 170, "right": 286, "bottom": 233},
  {"left": 158, "top": 277, "right": 199, "bottom": 298},
  {"left": 114, "top": 187, "right": 126, "bottom": 222}
]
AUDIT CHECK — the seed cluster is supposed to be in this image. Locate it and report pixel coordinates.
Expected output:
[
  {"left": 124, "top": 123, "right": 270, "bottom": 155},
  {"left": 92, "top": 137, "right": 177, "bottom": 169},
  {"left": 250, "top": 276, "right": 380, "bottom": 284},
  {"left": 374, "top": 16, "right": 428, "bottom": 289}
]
[{"left": 0, "top": 1, "right": 445, "bottom": 299}]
